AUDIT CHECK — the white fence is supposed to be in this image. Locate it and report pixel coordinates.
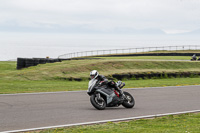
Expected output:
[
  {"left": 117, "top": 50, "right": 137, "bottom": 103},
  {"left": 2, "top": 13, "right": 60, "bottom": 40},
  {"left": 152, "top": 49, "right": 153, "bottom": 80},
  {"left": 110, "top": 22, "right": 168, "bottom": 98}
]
[{"left": 58, "top": 45, "right": 200, "bottom": 59}]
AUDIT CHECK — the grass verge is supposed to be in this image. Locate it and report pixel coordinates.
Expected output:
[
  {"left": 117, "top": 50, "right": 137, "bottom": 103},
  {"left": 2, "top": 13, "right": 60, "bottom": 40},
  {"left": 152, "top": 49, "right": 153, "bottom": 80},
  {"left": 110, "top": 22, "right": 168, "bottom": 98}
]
[
  {"left": 37, "top": 113, "right": 200, "bottom": 133},
  {"left": 0, "top": 77, "right": 200, "bottom": 94}
]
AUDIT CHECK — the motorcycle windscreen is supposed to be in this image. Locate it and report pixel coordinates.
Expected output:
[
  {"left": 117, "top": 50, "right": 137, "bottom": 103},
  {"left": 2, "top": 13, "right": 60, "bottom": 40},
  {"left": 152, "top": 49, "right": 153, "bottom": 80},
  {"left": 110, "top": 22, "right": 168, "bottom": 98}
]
[{"left": 87, "top": 78, "right": 98, "bottom": 93}]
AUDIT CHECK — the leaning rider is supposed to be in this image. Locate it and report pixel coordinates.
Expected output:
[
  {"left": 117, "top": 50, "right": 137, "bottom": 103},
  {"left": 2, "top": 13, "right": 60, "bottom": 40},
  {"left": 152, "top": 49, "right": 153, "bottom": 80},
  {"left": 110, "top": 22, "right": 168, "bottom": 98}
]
[{"left": 90, "top": 70, "right": 124, "bottom": 97}]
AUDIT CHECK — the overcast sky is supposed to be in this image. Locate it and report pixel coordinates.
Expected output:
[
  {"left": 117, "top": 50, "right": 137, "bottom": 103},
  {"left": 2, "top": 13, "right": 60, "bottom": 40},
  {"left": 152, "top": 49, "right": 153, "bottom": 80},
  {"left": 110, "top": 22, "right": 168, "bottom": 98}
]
[{"left": 0, "top": 0, "right": 200, "bottom": 34}]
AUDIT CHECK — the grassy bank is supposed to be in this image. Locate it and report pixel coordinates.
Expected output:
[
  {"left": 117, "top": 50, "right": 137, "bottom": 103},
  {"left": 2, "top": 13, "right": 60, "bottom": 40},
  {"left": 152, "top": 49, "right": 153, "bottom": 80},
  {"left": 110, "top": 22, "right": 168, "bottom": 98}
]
[
  {"left": 38, "top": 113, "right": 200, "bottom": 133},
  {"left": 1, "top": 58, "right": 200, "bottom": 81}
]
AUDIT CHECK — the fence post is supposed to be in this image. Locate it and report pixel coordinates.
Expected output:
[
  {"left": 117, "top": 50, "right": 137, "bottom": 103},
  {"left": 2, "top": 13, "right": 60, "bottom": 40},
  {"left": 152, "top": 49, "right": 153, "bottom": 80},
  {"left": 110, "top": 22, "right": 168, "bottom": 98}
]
[{"left": 58, "top": 45, "right": 200, "bottom": 59}]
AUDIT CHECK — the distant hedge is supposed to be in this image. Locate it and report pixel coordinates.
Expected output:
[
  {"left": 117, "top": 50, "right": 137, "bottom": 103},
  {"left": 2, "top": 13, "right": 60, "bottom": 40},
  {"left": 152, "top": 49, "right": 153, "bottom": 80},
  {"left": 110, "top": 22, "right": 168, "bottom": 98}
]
[
  {"left": 111, "top": 72, "right": 200, "bottom": 80},
  {"left": 53, "top": 72, "right": 200, "bottom": 81}
]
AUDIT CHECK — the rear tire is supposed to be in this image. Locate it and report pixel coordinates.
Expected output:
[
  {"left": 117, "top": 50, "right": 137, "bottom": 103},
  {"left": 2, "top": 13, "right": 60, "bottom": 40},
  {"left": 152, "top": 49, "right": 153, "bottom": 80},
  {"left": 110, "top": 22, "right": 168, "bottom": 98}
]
[
  {"left": 122, "top": 91, "right": 135, "bottom": 108},
  {"left": 90, "top": 94, "right": 106, "bottom": 110}
]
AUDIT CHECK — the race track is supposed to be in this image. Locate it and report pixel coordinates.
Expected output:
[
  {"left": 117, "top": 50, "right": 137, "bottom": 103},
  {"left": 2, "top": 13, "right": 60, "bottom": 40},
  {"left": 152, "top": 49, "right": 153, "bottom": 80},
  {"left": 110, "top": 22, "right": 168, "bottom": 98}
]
[{"left": 0, "top": 85, "right": 200, "bottom": 132}]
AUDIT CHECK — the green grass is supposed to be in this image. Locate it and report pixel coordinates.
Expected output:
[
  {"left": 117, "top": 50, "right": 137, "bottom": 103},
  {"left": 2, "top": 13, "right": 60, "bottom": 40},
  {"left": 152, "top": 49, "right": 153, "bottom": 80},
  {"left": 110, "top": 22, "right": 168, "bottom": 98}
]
[
  {"left": 0, "top": 78, "right": 200, "bottom": 94},
  {"left": 37, "top": 113, "right": 200, "bottom": 133},
  {"left": 0, "top": 80, "right": 88, "bottom": 94},
  {"left": 0, "top": 61, "right": 16, "bottom": 71}
]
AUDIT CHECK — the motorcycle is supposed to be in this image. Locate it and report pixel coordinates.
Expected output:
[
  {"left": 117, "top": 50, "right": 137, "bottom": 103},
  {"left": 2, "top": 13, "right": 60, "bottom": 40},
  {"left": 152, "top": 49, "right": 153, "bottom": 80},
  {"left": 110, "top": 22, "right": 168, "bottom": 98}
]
[{"left": 87, "top": 79, "right": 135, "bottom": 110}]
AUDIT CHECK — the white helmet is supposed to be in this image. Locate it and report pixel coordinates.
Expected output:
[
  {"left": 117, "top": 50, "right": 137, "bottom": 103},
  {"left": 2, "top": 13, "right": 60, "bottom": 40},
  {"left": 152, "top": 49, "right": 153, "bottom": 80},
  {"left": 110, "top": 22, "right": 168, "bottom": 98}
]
[{"left": 90, "top": 70, "right": 99, "bottom": 79}]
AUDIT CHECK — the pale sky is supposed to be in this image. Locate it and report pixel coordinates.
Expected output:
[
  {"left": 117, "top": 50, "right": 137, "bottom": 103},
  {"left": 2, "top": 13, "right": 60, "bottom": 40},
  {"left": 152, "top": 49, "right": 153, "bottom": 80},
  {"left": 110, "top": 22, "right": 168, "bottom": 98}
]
[{"left": 0, "top": 0, "right": 200, "bottom": 34}]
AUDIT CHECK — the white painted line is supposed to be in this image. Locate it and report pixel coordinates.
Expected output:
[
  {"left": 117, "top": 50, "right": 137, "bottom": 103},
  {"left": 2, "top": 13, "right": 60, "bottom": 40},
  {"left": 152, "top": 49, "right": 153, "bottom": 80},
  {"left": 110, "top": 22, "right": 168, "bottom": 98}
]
[{"left": 2, "top": 110, "right": 200, "bottom": 133}]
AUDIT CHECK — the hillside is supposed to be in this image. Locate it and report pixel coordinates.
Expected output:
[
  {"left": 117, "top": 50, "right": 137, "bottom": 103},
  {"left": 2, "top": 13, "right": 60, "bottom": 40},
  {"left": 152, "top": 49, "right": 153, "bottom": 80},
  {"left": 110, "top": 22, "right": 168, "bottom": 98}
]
[{"left": 1, "top": 57, "right": 200, "bottom": 81}]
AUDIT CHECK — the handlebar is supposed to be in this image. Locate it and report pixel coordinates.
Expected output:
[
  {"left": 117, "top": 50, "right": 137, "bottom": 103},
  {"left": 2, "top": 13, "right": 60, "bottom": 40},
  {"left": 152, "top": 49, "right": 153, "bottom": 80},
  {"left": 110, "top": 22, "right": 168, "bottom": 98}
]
[{"left": 120, "top": 83, "right": 125, "bottom": 89}]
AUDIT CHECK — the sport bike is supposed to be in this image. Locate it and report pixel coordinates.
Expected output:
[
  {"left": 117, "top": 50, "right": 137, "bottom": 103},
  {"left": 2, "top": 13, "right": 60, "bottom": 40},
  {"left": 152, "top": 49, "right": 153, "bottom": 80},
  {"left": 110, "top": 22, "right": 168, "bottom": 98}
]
[{"left": 87, "top": 79, "right": 135, "bottom": 110}]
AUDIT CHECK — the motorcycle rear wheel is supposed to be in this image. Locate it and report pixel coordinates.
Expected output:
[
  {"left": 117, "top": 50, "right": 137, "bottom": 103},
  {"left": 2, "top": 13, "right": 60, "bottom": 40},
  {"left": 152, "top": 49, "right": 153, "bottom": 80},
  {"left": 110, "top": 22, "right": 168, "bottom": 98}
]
[
  {"left": 122, "top": 91, "right": 135, "bottom": 108},
  {"left": 90, "top": 94, "right": 106, "bottom": 110}
]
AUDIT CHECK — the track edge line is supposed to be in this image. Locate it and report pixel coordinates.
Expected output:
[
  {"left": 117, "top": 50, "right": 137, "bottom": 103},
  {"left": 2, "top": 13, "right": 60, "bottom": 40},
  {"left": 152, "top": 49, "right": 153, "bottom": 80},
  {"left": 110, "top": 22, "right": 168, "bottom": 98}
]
[{"left": 2, "top": 109, "right": 200, "bottom": 133}]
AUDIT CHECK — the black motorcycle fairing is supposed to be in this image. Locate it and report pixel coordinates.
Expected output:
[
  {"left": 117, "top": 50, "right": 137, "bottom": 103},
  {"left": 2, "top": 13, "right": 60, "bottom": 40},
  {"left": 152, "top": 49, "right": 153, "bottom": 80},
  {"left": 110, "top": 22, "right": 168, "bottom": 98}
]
[
  {"left": 96, "top": 87, "right": 121, "bottom": 106},
  {"left": 87, "top": 86, "right": 99, "bottom": 96},
  {"left": 107, "top": 95, "right": 120, "bottom": 107},
  {"left": 99, "top": 87, "right": 113, "bottom": 95}
]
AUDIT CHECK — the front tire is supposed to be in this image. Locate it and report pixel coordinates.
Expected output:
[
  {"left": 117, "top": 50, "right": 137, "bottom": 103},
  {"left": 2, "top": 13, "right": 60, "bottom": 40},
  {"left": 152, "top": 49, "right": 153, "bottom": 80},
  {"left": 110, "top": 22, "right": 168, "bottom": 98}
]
[
  {"left": 122, "top": 91, "right": 135, "bottom": 108},
  {"left": 90, "top": 94, "right": 106, "bottom": 110}
]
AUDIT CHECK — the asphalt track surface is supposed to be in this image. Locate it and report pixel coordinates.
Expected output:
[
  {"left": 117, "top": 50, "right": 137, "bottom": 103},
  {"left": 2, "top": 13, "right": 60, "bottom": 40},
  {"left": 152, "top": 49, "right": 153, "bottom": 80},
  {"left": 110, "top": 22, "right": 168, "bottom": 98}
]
[{"left": 0, "top": 86, "right": 200, "bottom": 132}]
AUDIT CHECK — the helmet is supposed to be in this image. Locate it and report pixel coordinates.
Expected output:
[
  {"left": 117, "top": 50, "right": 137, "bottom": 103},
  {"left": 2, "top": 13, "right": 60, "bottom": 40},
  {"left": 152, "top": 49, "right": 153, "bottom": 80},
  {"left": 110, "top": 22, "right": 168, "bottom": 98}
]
[{"left": 90, "top": 70, "right": 99, "bottom": 79}]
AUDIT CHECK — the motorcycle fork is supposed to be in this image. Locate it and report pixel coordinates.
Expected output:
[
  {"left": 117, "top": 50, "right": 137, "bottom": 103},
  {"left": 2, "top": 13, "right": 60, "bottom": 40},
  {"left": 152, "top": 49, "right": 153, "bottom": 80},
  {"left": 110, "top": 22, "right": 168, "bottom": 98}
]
[{"left": 96, "top": 93, "right": 101, "bottom": 100}]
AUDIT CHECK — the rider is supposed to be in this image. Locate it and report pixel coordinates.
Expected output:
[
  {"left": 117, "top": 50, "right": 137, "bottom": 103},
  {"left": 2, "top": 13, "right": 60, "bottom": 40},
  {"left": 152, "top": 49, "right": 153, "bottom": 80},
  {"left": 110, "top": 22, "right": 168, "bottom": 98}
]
[{"left": 90, "top": 70, "right": 124, "bottom": 97}]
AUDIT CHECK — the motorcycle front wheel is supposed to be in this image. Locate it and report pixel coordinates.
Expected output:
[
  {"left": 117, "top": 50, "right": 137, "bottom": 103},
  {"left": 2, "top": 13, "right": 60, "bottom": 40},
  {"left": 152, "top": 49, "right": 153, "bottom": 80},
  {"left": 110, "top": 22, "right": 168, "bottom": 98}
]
[
  {"left": 122, "top": 91, "right": 135, "bottom": 108},
  {"left": 90, "top": 94, "right": 106, "bottom": 110}
]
